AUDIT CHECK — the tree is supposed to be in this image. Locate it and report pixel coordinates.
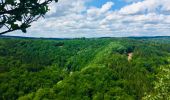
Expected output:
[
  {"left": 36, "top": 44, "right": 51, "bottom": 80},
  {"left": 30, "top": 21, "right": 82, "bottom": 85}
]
[
  {"left": 0, "top": 0, "right": 58, "bottom": 35},
  {"left": 143, "top": 65, "right": 170, "bottom": 100}
]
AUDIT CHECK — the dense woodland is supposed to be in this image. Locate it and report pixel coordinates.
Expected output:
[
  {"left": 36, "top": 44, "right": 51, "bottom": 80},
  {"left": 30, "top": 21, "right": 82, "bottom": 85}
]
[{"left": 0, "top": 37, "right": 170, "bottom": 100}]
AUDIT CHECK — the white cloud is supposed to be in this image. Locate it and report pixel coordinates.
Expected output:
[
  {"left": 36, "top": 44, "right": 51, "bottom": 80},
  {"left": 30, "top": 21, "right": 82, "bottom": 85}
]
[
  {"left": 119, "top": 0, "right": 170, "bottom": 15},
  {"left": 5, "top": 0, "right": 170, "bottom": 37},
  {"left": 47, "top": 0, "right": 87, "bottom": 16},
  {"left": 122, "top": 0, "right": 142, "bottom": 3},
  {"left": 87, "top": 1, "right": 114, "bottom": 20},
  {"left": 101, "top": 2, "right": 114, "bottom": 13},
  {"left": 119, "top": 0, "right": 159, "bottom": 15}
]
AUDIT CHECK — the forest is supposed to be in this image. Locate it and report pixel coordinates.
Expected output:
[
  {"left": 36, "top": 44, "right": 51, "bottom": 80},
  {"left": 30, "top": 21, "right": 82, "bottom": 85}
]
[{"left": 0, "top": 37, "right": 170, "bottom": 100}]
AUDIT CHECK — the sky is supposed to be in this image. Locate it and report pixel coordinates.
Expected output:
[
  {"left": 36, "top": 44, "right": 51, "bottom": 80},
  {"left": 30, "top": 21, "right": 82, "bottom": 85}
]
[{"left": 4, "top": 0, "right": 170, "bottom": 38}]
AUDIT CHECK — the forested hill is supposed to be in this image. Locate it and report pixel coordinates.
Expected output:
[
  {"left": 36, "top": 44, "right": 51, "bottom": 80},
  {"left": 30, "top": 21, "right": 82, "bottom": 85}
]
[{"left": 0, "top": 37, "right": 170, "bottom": 100}]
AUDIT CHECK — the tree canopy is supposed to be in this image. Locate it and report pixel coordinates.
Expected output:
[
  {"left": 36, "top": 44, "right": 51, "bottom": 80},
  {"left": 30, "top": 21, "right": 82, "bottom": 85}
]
[
  {"left": 0, "top": 0, "right": 58, "bottom": 35},
  {"left": 0, "top": 37, "right": 170, "bottom": 100}
]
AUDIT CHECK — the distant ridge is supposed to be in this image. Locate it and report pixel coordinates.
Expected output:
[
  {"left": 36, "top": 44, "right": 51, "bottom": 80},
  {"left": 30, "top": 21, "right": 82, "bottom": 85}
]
[
  {"left": 127, "top": 36, "right": 170, "bottom": 39},
  {"left": 0, "top": 35, "right": 170, "bottom": 40},
  {"left": 0, "top": 35, "right": 71, "bottom": 40}
]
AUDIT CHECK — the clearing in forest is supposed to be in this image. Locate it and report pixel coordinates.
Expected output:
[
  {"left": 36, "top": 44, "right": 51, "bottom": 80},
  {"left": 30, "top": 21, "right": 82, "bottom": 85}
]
[{"left": 128, "top": 53, "right": 133, "bottom": 61}]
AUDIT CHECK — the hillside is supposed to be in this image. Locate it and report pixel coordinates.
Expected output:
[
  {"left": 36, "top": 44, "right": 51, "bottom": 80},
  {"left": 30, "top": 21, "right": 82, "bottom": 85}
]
[{"left": 0, "top": 37, "right": 170, "bottom": 100}]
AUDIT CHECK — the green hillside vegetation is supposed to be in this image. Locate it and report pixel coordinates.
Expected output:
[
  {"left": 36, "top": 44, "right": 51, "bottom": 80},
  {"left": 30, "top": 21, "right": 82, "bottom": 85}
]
[{"left": 0, "top": 37, "right": 170, "bottom": 100}]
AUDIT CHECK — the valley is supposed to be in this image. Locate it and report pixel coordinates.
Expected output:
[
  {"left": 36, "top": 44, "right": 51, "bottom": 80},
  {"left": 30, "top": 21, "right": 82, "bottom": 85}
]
[{"left": 0, "top": 37, "right": 170, "bottom": 100}]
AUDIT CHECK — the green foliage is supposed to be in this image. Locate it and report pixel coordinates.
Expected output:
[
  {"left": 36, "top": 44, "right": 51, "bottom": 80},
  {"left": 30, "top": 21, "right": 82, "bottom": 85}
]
[
  {"left": 52, "top": 66, "right": 134, "bottom": 100},
  {"left": 0, "top": 0, "right": 58, "bottom": 34},
  {"left": 143, "top": 65, "right": 170, "bottom": 100},
  {"left": 0, "top": 37, "right": 170, "bottom": 100}
]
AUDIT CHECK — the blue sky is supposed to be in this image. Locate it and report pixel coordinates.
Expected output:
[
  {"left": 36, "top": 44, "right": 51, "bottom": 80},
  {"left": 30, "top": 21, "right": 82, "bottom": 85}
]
[
  {"left": 3, "top": 0, "right": 170, "bottom": 38},
  {"left": 88, "top": 0, "right": 128, "bottom": 10}
]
